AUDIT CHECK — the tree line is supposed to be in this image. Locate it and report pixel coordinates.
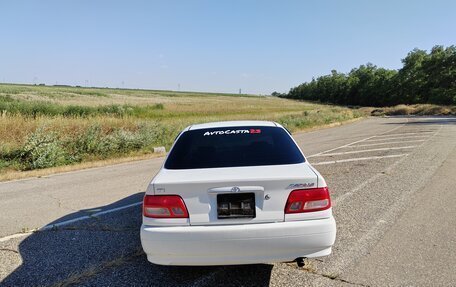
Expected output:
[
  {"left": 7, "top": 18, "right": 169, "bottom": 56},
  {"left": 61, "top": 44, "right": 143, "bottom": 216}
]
[{"left": 276, "top": 45, "right": 455, "bottom": 106}]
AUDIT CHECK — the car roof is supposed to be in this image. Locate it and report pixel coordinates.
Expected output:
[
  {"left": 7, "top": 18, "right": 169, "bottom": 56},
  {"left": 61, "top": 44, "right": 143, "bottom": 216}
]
[{"left": 187, "top": 120, "right": 280, "bottom": 131}]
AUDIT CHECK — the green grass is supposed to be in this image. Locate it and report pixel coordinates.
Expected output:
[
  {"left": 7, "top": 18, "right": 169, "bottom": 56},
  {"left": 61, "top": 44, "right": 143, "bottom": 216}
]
[
  {"left": 0, "top": 83, "right": 362, "bottom": 173},
  {"left": 0, "top": 95, "right": 164, "bottom": 117}
]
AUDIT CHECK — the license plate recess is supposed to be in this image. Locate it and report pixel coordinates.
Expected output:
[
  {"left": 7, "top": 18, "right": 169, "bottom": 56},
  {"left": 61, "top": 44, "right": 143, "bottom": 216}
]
[{"left": 217, "top": 193, "right": 256, "bottom": 219}]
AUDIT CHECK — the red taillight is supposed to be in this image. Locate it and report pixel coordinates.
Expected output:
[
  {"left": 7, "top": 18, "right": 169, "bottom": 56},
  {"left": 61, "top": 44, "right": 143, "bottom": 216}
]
[
  {"left": 285, "top": 187, "right": 331, "bottom": 213},
  {"left": 143, "top": 195, "right": 189, "bottom": 218}
]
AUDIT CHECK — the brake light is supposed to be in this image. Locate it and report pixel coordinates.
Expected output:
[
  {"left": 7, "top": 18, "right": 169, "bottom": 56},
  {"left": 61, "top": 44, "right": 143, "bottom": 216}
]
[
  {"left": 285, "top": 187, "right": 331, "bottom": 213},
  {"left": 143, "top": 195, "right": 189, "bottom": 218}
]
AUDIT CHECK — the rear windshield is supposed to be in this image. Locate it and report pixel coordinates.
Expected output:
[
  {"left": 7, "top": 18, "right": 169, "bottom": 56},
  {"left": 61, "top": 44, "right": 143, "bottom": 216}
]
[{"left": 164, "top": 126, "right": 305, "bottom": 169}]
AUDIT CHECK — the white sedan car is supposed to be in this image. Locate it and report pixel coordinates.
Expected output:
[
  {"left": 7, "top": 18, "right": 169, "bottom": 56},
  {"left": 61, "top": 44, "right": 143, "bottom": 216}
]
[{"left": 140, "top": 121, "right": 336, "bottom": 266}]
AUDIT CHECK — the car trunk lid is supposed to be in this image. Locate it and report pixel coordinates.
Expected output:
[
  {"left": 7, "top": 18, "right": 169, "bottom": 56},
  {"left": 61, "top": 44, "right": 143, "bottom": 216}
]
[{"left": 151, "top": 163, "right": 318, "bottom": 225}]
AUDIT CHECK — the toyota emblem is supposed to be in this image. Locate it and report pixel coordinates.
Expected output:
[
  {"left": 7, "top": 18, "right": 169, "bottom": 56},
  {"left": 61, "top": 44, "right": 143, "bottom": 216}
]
[{"left": 231, "top": 186, "right": 241, "bottom": 193}]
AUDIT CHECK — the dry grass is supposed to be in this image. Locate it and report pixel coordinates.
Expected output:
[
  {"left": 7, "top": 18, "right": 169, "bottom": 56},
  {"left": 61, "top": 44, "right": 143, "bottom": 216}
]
[
  {"left": 0, "top": 115, "right": 141, "bottom": 149},
  {"left": 363, "top": 104, "right": 456, "bottom": 116},
  {"left": 0, "top": 84, "right": 363, "bottom": 177}
]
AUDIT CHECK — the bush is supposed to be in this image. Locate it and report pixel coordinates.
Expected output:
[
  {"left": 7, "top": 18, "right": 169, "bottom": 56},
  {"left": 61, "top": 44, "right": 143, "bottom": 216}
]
[
  {"left": 105, "top": 123, "right": 168, "bottom": 153},
  {"left": 70, "top": 125, "right": 104, "bottom": 157},
  {"left": 19, "top": 128, "right": 67, "bottom": 170},
  {"left": 107, "top": 129, "right": 143, "bottom": 153},
  {"left": 13, "top": 123, "right": 167, "bottom": 170},
  {"left": 68, "top": 122, "right": 167, "bottom": 159}
]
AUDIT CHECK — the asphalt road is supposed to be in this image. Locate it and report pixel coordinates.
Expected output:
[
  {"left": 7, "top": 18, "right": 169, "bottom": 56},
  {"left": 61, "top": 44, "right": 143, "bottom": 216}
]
[{"left": 1, "top": 116, "right": 455, "bottom": 286}]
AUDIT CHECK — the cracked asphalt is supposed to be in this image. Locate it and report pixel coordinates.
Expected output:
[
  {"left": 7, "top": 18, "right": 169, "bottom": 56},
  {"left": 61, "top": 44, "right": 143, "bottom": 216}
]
[{"left": 1, "top": 116, "right": 456, "bottom": 286}]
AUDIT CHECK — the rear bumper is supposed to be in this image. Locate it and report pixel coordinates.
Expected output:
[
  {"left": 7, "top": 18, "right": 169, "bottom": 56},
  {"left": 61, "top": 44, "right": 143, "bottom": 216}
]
[{"left": 140, "top": 217, "right": 336, "bottom": 266}]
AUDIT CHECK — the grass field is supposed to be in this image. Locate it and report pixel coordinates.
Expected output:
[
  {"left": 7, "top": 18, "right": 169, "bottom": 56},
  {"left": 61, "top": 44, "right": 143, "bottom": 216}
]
[{"left": 0, "top": 83, "right": 362, "bottom": 178}]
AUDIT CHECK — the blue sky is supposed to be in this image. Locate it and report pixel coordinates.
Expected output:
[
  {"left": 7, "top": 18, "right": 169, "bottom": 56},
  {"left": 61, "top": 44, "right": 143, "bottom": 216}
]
[{"left": 0, "top": 0, "right": 454, "bottom": 94}]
